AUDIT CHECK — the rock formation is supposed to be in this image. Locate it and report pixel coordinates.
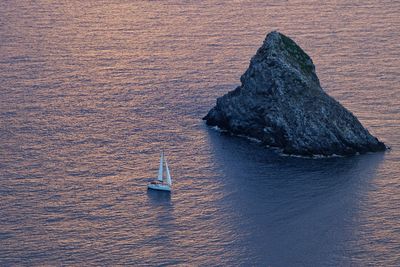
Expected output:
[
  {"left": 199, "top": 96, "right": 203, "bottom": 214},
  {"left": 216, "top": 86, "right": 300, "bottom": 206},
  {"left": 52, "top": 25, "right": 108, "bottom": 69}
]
[{"left": 203, "top": 31, "right": 386, "bottom": 156}]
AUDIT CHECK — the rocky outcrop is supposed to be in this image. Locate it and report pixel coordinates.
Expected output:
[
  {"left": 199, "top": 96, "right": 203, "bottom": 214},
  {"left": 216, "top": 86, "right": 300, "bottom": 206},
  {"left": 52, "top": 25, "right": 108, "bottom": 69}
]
[{"left": 203, "top": 31, "right": 386, "bottom": 156}]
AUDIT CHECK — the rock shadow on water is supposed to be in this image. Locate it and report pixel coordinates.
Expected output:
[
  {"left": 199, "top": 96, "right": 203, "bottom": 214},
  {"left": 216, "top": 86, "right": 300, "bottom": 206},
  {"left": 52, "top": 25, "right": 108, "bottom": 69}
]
[{"left": 205, "top": 126, "right": 385, "bottom": 266}]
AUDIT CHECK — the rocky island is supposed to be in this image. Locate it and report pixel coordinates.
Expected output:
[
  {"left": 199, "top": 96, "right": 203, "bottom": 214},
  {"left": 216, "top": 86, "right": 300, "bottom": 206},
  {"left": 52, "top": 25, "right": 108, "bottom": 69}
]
[{"left": 203, "top": 31, "right": 386, "bottom": 156}]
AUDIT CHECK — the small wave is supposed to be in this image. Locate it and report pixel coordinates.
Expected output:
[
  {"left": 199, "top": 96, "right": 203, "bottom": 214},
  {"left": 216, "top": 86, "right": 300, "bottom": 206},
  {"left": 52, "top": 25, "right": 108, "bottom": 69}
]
[
  {"left": 279, "top": 151, "right": 344, "bottom": 159},
  {"left": 45, "top": 217, "right": 65, "bottom": 223}
]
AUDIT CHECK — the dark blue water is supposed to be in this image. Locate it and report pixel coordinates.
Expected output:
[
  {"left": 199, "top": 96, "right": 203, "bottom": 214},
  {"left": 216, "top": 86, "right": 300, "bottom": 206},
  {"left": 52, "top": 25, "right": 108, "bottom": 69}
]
[{"left": 1, "top": 1, "right": 399, "bottom": 265}]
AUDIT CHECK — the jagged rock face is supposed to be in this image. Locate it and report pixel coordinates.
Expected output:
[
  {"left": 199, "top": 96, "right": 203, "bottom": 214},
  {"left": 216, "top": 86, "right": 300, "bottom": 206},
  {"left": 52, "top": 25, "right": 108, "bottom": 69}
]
[{"left": 203, "top": 31, "right": 386, "bottom": 156}]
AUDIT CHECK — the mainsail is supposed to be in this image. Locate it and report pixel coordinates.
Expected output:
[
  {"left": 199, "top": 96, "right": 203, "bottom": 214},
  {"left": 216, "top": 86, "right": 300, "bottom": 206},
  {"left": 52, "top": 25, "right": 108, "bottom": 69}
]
[{"left": 157, "top": 152, "right": 163, "bottom": 182}]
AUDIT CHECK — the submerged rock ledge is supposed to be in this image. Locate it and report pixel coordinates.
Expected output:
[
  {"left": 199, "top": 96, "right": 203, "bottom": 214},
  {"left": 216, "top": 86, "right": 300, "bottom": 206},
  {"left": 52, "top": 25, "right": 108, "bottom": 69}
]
[{"left": 203, "top": 31, "right": 386, "bottom": 157}]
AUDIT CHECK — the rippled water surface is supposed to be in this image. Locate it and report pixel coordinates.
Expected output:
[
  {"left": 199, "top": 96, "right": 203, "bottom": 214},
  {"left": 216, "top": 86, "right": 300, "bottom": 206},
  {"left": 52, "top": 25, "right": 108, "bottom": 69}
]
[{"left": 1, "top": 1, "right": 399, "bottom": 266}]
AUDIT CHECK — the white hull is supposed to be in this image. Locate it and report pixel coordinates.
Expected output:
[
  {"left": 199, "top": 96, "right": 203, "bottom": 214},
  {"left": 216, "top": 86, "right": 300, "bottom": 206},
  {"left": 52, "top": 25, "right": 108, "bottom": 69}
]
[{"left": 147, "top": 183, "right": 171, "bottom": 192}]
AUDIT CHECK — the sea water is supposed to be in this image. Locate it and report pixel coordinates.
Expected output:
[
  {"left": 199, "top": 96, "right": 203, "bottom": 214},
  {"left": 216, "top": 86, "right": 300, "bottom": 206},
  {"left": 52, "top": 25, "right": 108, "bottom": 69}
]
[{"left": 1, "top": 1, "right": 399, "bottom": 265}]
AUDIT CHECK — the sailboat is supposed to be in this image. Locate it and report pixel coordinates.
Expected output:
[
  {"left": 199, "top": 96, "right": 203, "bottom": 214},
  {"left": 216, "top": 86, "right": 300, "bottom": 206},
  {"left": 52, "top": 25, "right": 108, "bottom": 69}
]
[{"left": 147, "top": 151, "right": 172, "bottom": 192}]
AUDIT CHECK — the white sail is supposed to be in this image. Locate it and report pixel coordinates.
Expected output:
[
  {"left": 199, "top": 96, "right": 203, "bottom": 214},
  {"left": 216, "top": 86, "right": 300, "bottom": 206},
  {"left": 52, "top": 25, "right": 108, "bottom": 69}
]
[
  {"left": 157, "top": 152, "right": 163, "bottom": 182},
  {"left": 165, "top": 158, "right": 172, "bottom": 186}
]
